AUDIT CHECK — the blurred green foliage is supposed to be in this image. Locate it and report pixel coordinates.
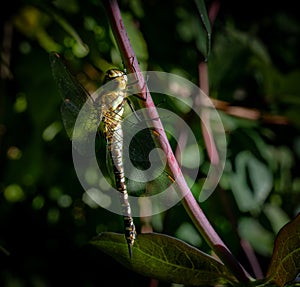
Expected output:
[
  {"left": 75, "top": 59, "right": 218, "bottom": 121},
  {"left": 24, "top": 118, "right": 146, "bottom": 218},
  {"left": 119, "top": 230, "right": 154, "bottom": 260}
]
[{"left": 1, "top": 0, "right": 300, "bottom": 286}]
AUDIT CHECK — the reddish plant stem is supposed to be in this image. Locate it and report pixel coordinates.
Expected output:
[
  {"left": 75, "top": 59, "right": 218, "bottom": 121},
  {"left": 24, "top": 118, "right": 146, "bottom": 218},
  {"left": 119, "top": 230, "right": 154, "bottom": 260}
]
[
  {"left": 241, "top": 239, "right": 264, "bottom": 279},
  {"left": 208, "top": 0, "right": 221, "bottom": 25},
  {"left": 103, "top": 0, "right": 251, "bottom": 282},
  {"left": 198, "top": 62, "right": 219, "bottom": 165},
  {"left": 201, "top": 0, "right": 262, "bottom": 279},
  {"left": 219, "top": 186, "right": 263, "bottom": 278},
  {"left": 197, "top": 0, "right": 221, "bottom": 165}
]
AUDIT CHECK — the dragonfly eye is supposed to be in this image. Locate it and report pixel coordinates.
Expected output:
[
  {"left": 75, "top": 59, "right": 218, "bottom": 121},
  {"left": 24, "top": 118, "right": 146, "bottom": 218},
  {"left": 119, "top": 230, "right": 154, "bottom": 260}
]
[{"left": 104, "top": 69, "right": 126, "bottom": 83}]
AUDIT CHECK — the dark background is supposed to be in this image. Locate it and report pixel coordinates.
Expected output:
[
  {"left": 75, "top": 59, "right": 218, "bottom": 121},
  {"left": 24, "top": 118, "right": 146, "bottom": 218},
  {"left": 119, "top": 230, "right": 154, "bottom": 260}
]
[{"left": 1, "top": 0, "right": 300, "bottom": 286}]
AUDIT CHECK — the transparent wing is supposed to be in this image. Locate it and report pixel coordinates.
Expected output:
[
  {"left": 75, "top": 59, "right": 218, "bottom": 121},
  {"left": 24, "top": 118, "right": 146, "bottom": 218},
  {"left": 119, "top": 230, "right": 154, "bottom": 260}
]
[
  {"left": 50, "top": 52, "right": 97, "bottom": 139},
  {"left": 122, "top": 113, "right": 173, "bottom": 197}
]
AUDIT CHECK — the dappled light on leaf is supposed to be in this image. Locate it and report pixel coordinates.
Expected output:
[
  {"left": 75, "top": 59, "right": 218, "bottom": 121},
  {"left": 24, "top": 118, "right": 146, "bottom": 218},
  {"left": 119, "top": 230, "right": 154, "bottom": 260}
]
[
  {"left": 266, "top": 214, "right": 300, "bottom": 286},
  {"left": 91, "top": 232, "right": 238, "bottom": 286}
]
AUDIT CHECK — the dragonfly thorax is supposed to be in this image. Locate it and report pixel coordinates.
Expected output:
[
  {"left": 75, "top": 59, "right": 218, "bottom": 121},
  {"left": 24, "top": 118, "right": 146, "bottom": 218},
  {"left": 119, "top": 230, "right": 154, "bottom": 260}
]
[
  {"left": 102, "top": 102, "right": 125, "bottom": 131},
  {"left": 104, "top": 69, "right": 127, "bottom": 90},
  {"left": 100, "top": 69, "right": 128, "bottom": 126}
]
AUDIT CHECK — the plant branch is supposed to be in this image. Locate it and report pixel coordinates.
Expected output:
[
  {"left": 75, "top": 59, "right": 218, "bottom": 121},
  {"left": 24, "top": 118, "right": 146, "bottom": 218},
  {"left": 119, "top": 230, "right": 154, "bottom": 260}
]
[{"left": 103, "top": 0, "right": 252, "bottom": 282}]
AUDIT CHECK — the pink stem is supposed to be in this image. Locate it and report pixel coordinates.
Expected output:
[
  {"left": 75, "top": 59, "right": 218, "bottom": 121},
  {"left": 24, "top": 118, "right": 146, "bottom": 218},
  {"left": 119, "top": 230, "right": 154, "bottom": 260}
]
[
  {"left": 103, "top": 0, "right": 251, "bottom": 282},
  {"left": 199, "top": 61, "right": 220, "bottom": 165}
]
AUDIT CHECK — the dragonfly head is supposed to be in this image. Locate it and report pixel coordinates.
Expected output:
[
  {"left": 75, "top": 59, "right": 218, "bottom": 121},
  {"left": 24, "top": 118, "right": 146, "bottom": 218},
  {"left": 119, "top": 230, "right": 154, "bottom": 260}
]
[{"left": 104, "top": 69, "right": 127, "bottom": 90}]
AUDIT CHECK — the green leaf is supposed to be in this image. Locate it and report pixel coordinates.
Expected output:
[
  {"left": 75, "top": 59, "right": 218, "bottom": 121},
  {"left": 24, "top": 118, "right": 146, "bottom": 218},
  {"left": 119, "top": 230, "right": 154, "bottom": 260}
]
[
  {"left": 263, "top": 204, "right": 290, "bottom": 234},
  {"left": 91, "top": 232, "right": 237, "bottom": 286},
  {"left": 238, "top": 217, "right": 274, "bottom": 256},
  {"left": 43, "top": 4, "right": 89, "bottom": 56},
  {"left": 122, "top": 13, "right": 149, "bottom": 70},
  {"left": 194, "top": 0, "right": 211, "bottom": 59},
  {"left": 265, "top": 213, "right": 300, "bottom": 287},
  {"left": 230, "top": 151, "right": 273, "bottom": 212}
]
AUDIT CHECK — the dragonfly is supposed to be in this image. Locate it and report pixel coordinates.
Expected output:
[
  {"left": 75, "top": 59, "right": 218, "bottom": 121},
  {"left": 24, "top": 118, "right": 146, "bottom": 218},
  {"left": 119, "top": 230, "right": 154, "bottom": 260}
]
[{"left": 50, "top": 52, "right": 138, "bottom": 257}]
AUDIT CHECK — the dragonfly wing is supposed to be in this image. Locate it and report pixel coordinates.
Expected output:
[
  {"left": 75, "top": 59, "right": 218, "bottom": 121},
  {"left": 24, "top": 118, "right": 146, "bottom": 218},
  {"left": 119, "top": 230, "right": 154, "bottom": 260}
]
[
  {"left": 122, "top": 119, "right": 173, "bottom": 197},
  {"left": 60, "top": 100, "right": 80, "bottom": 139},
  {"left": 50, "top": 52, "right": 92, "bottom": 139}
]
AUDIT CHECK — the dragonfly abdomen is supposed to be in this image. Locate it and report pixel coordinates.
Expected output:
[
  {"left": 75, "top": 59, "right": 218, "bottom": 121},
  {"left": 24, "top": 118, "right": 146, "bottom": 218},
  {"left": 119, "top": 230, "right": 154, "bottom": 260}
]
[
  {"left": 105, "top": 111, "right": 137, "bottom": 257},
  {"left": 102, "top": 69, "right": 137, "bottom": 257}
]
